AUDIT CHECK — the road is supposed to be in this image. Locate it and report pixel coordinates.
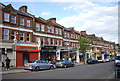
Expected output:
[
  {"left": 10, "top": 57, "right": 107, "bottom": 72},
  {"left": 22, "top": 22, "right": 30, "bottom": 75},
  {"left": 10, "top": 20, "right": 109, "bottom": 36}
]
[{"left": 2, "top": 62, "right": 115, "bottom": 79}]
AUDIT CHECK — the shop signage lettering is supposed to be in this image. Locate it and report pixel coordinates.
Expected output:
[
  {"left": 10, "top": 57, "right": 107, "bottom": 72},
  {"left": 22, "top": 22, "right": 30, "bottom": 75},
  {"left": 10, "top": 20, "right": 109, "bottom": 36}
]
[
  {"left": 45, "top": 47, "right": 54, "bottom": 49},
  {"left": 19, "top": 47, "right": 36, "bottom": 50}
]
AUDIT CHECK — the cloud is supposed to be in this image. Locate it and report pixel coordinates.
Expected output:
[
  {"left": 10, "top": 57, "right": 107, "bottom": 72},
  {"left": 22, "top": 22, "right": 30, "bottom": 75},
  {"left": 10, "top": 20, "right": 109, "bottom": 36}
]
[
  {"left": 57, "top": 1, "right": 118, "bottom": 43},
  {"left": 41, "top": 12, "right": 50, "bottom": 16}
]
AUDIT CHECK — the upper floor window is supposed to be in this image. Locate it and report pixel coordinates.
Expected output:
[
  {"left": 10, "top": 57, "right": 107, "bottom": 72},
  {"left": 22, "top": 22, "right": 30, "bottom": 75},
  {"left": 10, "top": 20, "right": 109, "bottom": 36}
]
[
  {"left": 11, "top": 15, "right": 16, "bottom": 24},
  {"left": 11, "top": 31, "right": 16, "bottom": 40},
  {"left": 20, "top": 32, "right": 24, "bottom": 41},
  {"left": 4, "top": 29, "right": 9, "bottom": 40},
  {"left": 51, "top": 27, "right": 54, "bottom": 33},
  {"left": 47, "top": 26, "right": 51, "bottom": 33},
  {"left": 36, "top": 37, "right": 40, "bottom": 42},
  {"left": 41, "top": 25, "right": 45, "bottom": 32},
  {"left": 56, "top": 39, "right": 59, "bottom": 45},
  {"left": 27, "top": 33, "right": 30, "bottom": 42},
  {"left": 26, "top": 20, "right": 30, "bottom": 27},
  {"left": 4, "top": 13, "right": 9, "bottom": 22},
  {"left": 59, "top": 29, "right": 62, "bottom": 35},
  {"left": 56, "top": 28, "right": 59, "bottom": 34},
  {"left": 64, "top": 32, "right": 67, "bottom": 37},
  {"left": 20, "top": 18, "right": 24, "bottom": 26},
  {"left": 36, "top": 23, "right": 40, "bottom": 31}
]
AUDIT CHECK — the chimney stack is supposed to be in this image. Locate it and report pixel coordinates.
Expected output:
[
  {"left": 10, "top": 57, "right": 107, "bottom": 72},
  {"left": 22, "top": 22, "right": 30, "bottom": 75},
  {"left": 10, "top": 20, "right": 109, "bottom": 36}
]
[
  {"left": 19, "top": 5, "right": 27, "bottom": 12},
  {"left": 48, "top": 18, "right": 56, "bottom": 23}
]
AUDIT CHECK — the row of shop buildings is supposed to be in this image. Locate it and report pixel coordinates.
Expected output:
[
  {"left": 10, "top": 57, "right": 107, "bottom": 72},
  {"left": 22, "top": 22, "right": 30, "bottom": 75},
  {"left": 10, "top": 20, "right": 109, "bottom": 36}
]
[{"left": 0, "top": 3, "right": 119, "bottom": 67}]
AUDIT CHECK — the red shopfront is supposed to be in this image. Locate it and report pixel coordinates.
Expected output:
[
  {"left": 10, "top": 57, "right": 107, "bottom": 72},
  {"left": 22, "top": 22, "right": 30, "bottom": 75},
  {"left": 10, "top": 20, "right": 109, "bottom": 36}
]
[{"left": 16, "top": 45, "right": 39, "bottom": 67}]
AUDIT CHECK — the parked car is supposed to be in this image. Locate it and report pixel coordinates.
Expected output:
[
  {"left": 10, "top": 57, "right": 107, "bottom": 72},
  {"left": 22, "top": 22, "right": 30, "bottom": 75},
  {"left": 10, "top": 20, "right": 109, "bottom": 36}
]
[
  {"left": 115, "top": 55, "right": 120, "bottom": 66},
  {"left": 86, "top": 59, "right": 98, "bottom": 64},
  {"left": 55, "top": 60, "right": 75, "bottom": 68},
  {"left": 111, "top": 57, "right": 115, "bottom": 61},
  {"left": 24, "top": 60, "right": 54, "bottom": 71},
  {"left": 105, "top": 58, "right": 111, "bottom": 62},
  {"left": 98, "top": 59, "right": 106, "bottom": 63}
]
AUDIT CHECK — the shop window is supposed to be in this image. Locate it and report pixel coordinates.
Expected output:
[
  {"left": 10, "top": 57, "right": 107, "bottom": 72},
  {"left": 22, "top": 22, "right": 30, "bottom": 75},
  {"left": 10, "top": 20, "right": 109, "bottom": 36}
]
[
  {"left": 20, "top": 18, "right": 24, "bottom": 26},
  {"left": 41, "top": 25, "right": 45, "bottom": 32},
  {"left": 4, "top": 29, "right": 9, "bottom": 40},
  {"left": 45, "top": 37, "right": 49, "bottom": 44},
  {"left": 11, "top": 15, "right": 16, "bottom": 24},
  {"left": 36, "top": 23, "right": 40, "bottom": 31},
  {"left": 26, "top": 19, "right": 30, "bottom": 27},
  {"left": 20, "top": 32, "right": 24, "bottom": 42},
  {"left": 7, "top": 48, "right": 12, "bottom": 53},
  {"left": 4, "top": 13, "right": 9, "bottom": 22},
  {"left": 11, "top": 31, "right": 16, "bottom": 40},
  {"left": 27, "top": 33, "right": 30, "bottom": 42},
  {"left": 48, "top": 38, "right": 50, "bottom": 45}
]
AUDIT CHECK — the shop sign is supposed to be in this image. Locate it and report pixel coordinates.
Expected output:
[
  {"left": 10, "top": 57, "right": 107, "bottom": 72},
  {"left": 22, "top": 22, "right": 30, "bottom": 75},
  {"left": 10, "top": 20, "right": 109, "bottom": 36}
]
[{"left": 16, "top": 45, "right": 39, "bottom": 52}]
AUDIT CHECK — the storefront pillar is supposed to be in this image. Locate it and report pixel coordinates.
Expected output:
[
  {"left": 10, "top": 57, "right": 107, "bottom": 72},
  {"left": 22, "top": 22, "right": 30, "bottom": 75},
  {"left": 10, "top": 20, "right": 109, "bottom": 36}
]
[
  {"left": 76, "top": 49, "right": 80, "bottom": 63},
  {"left": 56, "top": 50, "right": 60, "bottom": 60}
]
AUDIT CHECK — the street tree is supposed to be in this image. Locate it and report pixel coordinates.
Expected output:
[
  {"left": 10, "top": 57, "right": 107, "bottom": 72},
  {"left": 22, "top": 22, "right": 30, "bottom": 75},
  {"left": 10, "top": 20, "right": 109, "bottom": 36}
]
[{"left": 78, "top": 37, "right": 93, "bottom": 64}]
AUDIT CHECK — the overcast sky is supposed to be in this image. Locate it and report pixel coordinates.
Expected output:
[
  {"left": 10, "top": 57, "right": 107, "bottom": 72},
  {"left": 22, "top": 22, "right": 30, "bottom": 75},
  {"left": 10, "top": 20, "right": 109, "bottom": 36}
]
[{"left": 1, "top": 0, "right": 119, "bottom": 44}]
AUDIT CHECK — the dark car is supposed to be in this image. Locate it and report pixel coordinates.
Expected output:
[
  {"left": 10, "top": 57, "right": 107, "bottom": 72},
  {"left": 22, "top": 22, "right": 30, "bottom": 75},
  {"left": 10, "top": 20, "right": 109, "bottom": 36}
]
[
  {"left": 55, "top": 60, "right": 75, "bottom": 68},
  {"left": 87, "top": 59, "right": 98, "bottom": 64}
]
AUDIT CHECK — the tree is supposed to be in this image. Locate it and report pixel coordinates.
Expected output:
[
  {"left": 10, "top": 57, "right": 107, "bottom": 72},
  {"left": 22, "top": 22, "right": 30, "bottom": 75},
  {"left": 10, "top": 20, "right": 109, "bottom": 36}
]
[{"left": 78, "top": 38, "right": 92, "bottom": 64}]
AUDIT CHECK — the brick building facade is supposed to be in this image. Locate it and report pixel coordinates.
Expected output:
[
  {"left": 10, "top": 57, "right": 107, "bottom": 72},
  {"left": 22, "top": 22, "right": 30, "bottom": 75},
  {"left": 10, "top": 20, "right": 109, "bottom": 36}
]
[{"left": 0, "top": 3, "right": 119, "bottom": 67}]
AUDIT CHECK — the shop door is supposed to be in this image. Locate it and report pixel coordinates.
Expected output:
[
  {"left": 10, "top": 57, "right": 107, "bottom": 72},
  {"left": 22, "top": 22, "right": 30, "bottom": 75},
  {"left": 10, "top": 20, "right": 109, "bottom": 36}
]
[{"left": 23, "top": 53, "right": 29, "bottom": 65}]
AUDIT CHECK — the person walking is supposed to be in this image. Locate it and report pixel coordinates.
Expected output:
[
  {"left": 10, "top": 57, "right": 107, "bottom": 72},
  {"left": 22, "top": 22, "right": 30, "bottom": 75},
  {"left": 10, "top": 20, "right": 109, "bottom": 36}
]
[
  {"left": 5, "top": 57, "right": 11, "bottom": 70},
  {"left": 2, "top": 62, "right": 5, "bottom": 70}
]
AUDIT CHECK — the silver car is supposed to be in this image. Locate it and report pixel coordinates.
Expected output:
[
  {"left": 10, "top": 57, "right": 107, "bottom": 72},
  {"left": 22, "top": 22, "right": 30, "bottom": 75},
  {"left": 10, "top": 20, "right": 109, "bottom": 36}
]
[{"left": 24, "top": 60, "right": 54, "bottom": 71}]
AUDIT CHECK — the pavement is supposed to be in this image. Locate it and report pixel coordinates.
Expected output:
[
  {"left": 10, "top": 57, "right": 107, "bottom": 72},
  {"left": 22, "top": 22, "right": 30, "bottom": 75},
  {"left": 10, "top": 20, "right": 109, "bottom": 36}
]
[{"left": 1, "top": 62, "right": 84, "bottom": 75}]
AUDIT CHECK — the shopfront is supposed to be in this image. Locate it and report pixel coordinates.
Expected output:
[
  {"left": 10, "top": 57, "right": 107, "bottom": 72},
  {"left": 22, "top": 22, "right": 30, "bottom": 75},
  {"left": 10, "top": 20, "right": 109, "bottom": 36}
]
[
  {"left": 40, "top": 45, "right": 57, "bottom": 61},
  {"left": 16, "top": 45, "right": 39, "bottom": 67}
]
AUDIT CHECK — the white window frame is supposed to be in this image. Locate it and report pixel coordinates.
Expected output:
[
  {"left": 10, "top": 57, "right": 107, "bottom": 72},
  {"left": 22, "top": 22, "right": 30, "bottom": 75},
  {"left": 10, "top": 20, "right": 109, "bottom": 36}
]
[
  {"left": 41, "top": 25, "right": 45, "bottom": 32},
  {"left": 11, "top": 15, "right": 16, "bottom": 24},
  {"left": 56, "top": 28, "right": 59, "bottom": 34},
  {"left": 47, "top": 26, "right": 51, "bottom": 33},
  {"left": 51, "top": 27, "right": 54, "bottom": 33},
  {"left": 59, "top": 29, "right": 62, "bottom": 35},
  {"left": 4, "top": 29, "right": 9, "bottom": 40},
  {"left": 11, "top": 31, "right": 16, "bottom": 40},
  {"left": 20, "top": 32, "right": 24, "bottom": 42},
  {"left": 26, "top": 33, "right": 30, "bottom": 42},
  {"left": 20, "top": 18, "right": 24, "bottom": 26},
  {"left": 4, "top": 13, "right": 9, "bottom": 22},
  {"left": 64, "top": 32, "right": 67, "bottom": 37},
  {"left": 36, "top": 23, "right": 40, "bottom": 31},
  {"left": 26, "top": 19, "right": 30, "bottom": 27}
]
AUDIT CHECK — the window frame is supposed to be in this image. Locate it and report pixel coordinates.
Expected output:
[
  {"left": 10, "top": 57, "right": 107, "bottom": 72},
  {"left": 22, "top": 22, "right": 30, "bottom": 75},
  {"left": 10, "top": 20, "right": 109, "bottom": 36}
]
[
  {"left": 20, "top": 32, "right": 24, "bottom": 42},
  {"left": 4, "top": 29, "right": 9, "bottom": 40},
  {"left": 4, "top": 13, "right": 9, "bottom": 22},
  {"left": 20, "top": 18, "right": 24, "bottom": 26},
  {"left": 11, "top": 15, "right": 16, "bottom": 24},
  {"left": 26, "top": 19, "right": 30, "bottom": 27},
  {"left": 36, "top": 23, "right": 40, "bottom": 31}
]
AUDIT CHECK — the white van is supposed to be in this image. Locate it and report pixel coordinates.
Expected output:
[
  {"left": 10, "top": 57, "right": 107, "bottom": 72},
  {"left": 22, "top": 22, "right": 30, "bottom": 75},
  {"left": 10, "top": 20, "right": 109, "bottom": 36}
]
[{"left": 115, "top": 54, "right": 120, "bottom": 66}]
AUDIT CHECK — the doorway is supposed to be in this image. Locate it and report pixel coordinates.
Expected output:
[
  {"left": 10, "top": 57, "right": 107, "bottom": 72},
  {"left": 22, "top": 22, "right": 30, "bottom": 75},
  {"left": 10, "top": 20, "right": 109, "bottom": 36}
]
[{"left": 23, "top": 53, "right": 29, "bottom": 65}]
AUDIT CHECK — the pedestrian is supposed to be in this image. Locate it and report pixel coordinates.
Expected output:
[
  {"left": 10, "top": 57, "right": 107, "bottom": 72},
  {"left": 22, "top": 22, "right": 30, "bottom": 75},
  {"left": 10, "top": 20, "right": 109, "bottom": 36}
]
[
  {"left": 5, "top": 57, "right": 11, "bottom": 70},
  {"left": 2, "top": 62, "right": 5, "bottom": 70}
]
